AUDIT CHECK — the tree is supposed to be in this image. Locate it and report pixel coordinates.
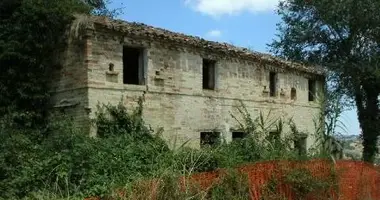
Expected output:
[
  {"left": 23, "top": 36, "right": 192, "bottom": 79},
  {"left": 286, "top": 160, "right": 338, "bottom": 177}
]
[
  {"left": 269, "top": 0, "right": 380, "bottom": 163},
  {"left": 0, "top": 0, "right": 118, "bottom": 129}
]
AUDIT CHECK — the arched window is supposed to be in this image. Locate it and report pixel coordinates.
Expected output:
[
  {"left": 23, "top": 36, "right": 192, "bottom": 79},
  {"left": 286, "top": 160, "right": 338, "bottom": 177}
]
[{"left": 291, "top": 87, "right": 297, "bottom": 100}]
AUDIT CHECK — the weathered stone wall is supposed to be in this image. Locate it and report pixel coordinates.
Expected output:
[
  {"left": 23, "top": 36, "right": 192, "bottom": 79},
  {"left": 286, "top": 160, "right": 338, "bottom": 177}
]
[
  {"left": 51, "top": 35, "right": 90, "bottom": 132},
  {"left": 79, "top": 28, "right": 324, "bottom": 149}
]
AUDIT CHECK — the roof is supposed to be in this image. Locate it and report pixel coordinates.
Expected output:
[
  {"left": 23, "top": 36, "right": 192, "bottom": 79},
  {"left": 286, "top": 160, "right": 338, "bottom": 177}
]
[{"left": 82, "top": 15, "right": 325, "bottom": 76}]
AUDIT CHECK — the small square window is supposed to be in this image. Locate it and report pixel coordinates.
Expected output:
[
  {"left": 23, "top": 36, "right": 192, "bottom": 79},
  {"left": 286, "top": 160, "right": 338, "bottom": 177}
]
[
  {"left": 200, "top": 132, "right": 220, "bottom": 148},
  {"left": 202, "top": 59, "right": 216, "bottom": 90}
]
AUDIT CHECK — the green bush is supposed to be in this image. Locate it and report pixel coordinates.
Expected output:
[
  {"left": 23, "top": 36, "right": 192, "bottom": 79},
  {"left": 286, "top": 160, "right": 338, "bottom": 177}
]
[
  {"left": 262, "top": 165, "right": 337, "bottom": 200},
  {"left": 208, "top": 169, "right": 250, "bottom": 200},
  {"left": 0, "top": 100, "right": 170, "bottom": 199}
]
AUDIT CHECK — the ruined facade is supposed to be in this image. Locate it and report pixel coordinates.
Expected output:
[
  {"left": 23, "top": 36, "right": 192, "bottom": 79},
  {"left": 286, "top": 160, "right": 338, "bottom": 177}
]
[{"left": 52, "top": 15, "right": 325, "bottom": 150}]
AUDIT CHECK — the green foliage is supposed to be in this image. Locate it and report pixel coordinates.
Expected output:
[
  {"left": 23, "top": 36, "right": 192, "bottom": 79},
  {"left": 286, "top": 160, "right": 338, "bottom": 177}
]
[
  {"left": 94, "top": 97, "right": 165, "bottom": 142},
  {"left": 170, "top": 147, "right": 220, "bottom": 173},
  {"left": 270, "top": 0, "right": 380, "bottom": 162},
  {"left": 0, "top": 101, "right": 170, "bottom": 199},
  {"left": 0, "top": 0, "right": 117, "bottom": 128},
  {"left": 231, "top": 101, "right": 305, "bottom": 161},
  {"left": 310, "top": 90, "right": 346, "bottom": 159},
  {"left": 283, "top": 168, "right": 336, "bottom": 200},
  {"left": 0, "top": 98, "right": 332, "bottom": 199},
  {"left": 262, "top": 165, "right": 338, "bottom": 200},
  {"left": 208, "top": 169, "right": 250, "bottom": 200},
  {"left": 123, "top": 169, "right": 251, "bottom": 200},
  {"left": 0, "top": 116, "right": 87, "bottom": 198}
]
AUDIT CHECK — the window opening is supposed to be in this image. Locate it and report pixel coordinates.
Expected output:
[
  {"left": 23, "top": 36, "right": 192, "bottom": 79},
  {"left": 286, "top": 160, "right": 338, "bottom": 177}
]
[
  {"left": 269, "top": 72, "right": 277, "bottom": 97},
  {"left": 291, "top": 87, "right": 297, "bottom": 100},
  {"left": 308, "top": 79, "right": 316, "bottom": 101},
  {"left": 200, "top": 132, "right": 220, "bottom": 148},
  {"left": 123, "top": 46, "right": 144, "bottom": 85},
  {"left": 232, "top": 131, "right": 247, "bottom": 140},
  {"left": 202, "top": 59, "right": 216, "bottom": 90},
  {"left": 294, "top": 136, "right": 307, "bottom": 156}
]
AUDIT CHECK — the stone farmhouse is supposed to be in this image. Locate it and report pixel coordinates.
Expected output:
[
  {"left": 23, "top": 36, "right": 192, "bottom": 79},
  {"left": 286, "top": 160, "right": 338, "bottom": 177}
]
[{"left": 52, "top": 15, "right": 325, "bottom": 150}]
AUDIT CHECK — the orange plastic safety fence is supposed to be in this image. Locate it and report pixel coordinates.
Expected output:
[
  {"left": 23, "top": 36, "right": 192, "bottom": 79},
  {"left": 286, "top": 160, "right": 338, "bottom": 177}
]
[
  {"left": 85, "top": 160, "right": 380, "bottom": 200},
  {"left": 182, "top": 159, "right": 380, "bottom": 200}
]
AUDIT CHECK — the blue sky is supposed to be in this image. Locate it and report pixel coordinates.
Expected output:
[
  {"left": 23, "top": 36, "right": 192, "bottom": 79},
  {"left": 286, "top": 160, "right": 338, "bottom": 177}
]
[{"left": 109, "top": 0, "right": 361, "bottom": 136}]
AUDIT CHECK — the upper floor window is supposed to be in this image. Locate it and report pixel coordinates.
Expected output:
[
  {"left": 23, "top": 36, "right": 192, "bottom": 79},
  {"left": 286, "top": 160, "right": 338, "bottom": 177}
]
[
  {"left": 308, "top": 79, "right": 316, "bottom": 101},
  {"left": 291, "top": 87, "right": 297, "bottom": 100},
  {"left": 269, "top": 72, "right": 277, "bottom": 97},
  {"left": 123, "top": 46, "right": 145, "bottom": 85},
  {"left": 202, "top": 59, "right": 216, "bottom": 90}
]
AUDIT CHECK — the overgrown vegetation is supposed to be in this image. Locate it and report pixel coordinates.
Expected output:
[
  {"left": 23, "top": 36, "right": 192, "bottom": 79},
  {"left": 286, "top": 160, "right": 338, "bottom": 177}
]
[
  {"left": 0, "top": 0, "right": 118, "bottom": 129},
  {"left": 208, "top": 170, "right": 251, "bottom": 200},
  {"left": 262, "top": 165, "right": 338, "bottom": 200},
  {"left": 0, "top": 98, "right": 339, "bottom": 199}
]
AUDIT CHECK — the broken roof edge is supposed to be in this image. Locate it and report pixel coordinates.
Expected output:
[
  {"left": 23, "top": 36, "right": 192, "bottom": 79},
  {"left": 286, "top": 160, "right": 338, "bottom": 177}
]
[{"left": 79, "top": 15, "right": 326, "bottom": 76}]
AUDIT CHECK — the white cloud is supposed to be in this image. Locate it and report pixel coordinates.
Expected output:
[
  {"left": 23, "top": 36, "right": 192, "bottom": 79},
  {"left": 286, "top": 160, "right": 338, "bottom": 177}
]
[
  {"left": 206, "top": 29, "right": 222, "bottom": 37},
  {"left": 185, "top": 0, "right": 279, "bottom": 17}
]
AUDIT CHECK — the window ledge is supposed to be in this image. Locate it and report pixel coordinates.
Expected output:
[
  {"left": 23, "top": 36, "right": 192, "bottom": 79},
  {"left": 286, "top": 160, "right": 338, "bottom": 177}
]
[
  {"left": 122, "top": 84, "right": 147, "bottom": 91},
  {"left": 202, "top": 89, "right": 219, "bottom": 96},
  {"left": 106, "top": 71, "right": 119, "bottom": 76},
  {"left": 202, "top": 88, "right": 217, "bottom": 91}
]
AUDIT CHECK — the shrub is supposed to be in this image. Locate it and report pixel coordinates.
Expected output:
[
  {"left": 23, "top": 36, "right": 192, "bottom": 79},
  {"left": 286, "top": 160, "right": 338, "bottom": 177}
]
[
  {"left": 262, "top": 164, "right": 338, "bottom": 200},
  {"left": 0, "top": 99, "right": 171, "bottom": 199},
  {"left": 208, "top": 169, "right": 250, "bottom": 200},
  {"left": 170, "top": 147, "right": 220, "bottom": 173}
]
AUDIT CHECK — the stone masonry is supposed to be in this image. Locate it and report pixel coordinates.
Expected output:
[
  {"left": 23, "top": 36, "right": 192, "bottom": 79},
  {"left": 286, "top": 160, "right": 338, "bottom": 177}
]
[{"left": 52, "top": 15, "right": 326, "bottom": 149}]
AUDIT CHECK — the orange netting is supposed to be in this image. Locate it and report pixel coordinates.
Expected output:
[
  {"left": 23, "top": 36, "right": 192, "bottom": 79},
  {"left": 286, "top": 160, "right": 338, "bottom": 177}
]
[
  {"left": 179, "top": 159, "right": 380, "bottom": 200},
  {"left": 85, "top": 159, "right": 380, "bottom": 200}
]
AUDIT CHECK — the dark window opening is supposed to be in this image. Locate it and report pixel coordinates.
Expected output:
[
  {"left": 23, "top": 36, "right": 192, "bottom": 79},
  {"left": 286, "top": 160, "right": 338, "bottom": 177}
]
[
  {"left": 232, "top": 132, "right": 247, "bottom": 140},
  {"left": 269, "top": 72, "right": 277, "bottom": 97},
  {"left": 294, "top": 137, "right": 307, "bottom": 156},
  {"left": 202, "top": 59, "right": 216, "bottom": 90},
  {"left": 267, "top": 131, "right": 281, "bottom": 145},
  {"left": 200, "top": 132, "right": 220, "bottom": 148},
  {"left": 109, "top": 63, "right": 114, "bottom": 71},
  {"left": 308, "top": 79, "right": 316, "bottom": 101},
  {"left": 123, "top": 46, "right": 144, "bottom": 85},
  {"left": 291, "top": 87, "right": 297, "bottom": 100}
]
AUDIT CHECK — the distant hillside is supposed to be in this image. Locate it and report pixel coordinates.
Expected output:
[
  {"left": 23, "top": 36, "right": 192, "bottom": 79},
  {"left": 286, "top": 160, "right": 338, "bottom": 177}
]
[
  {"left": 337, "top": 134, "right": 380, "bottom": 164},
  {"left": 335, "top": 134, "right": 360, "bottom": 141}
]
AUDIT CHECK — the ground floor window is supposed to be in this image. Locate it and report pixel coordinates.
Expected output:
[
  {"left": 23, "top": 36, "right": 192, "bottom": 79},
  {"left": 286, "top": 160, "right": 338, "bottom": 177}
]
[
  {"left": 232, "top": 131, "right": 247, "bottom": 140},
  {"left": 294, "top": 136, "right": 307, "bottom": 156},
  {"left": 200, "top": 132, "right": 220, "bottom": 148}
]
